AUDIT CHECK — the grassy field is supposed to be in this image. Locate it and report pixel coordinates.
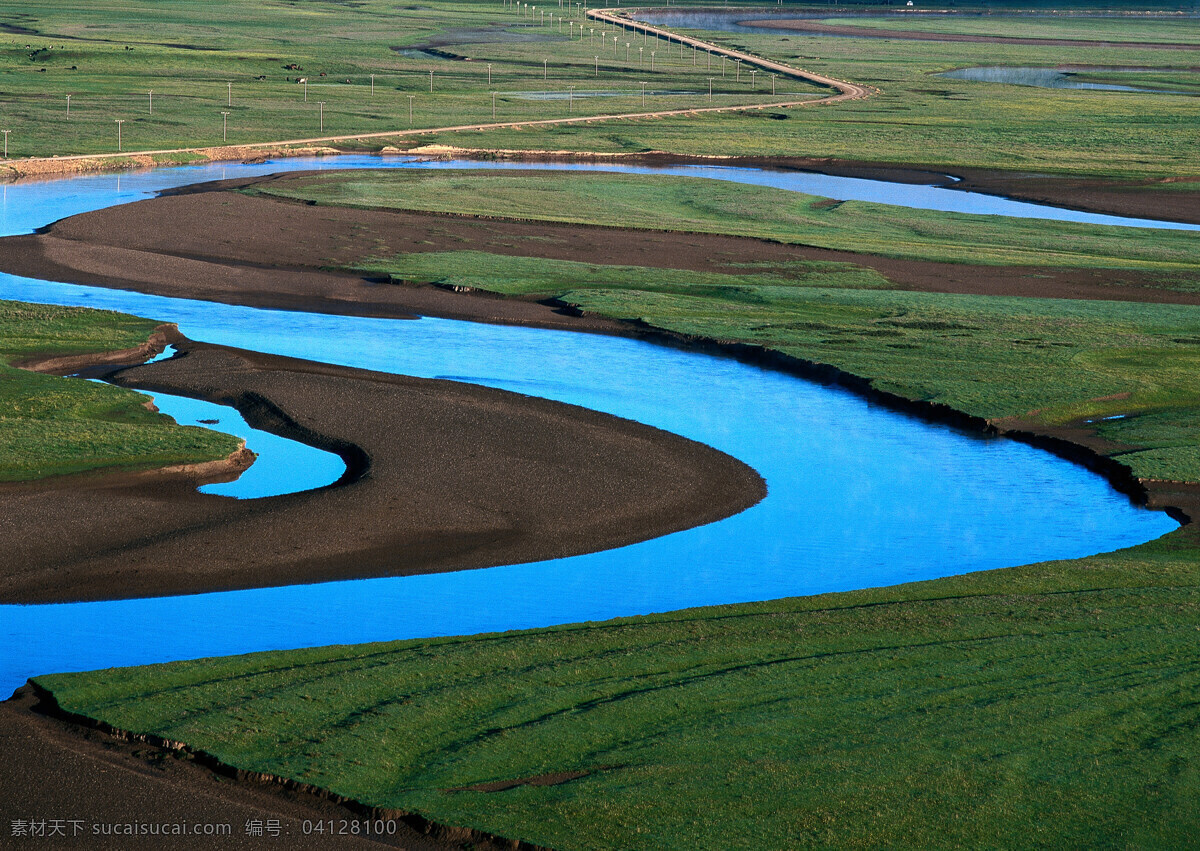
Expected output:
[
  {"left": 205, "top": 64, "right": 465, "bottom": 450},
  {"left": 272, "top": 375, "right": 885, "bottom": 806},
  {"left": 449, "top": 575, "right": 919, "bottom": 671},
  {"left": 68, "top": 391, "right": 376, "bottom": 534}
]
[
  {"left": 38, "top": 531, "right": 1200, "bottom": 848},
  {"left": 250, "top": 169, "right": 1200, "bottom": 272},
  {"left": 0, "top": 1, "right": 1197, "bottom": 180},
  {"left": 0, "top": 0, "right": 819, "bottom": 158},
  {"left": 410, "top": 11, "right": 1200, "bottom": 178},
  {"left": 0, "top": 300, "right": 238, "bottom": 481}
]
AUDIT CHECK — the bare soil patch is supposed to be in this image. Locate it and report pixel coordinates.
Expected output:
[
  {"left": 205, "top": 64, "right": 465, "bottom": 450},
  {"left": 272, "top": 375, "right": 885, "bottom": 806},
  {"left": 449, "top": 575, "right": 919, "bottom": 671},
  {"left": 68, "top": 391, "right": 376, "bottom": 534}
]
[{"left": 0, "top": 683, "right": 529, "bottom": 850}]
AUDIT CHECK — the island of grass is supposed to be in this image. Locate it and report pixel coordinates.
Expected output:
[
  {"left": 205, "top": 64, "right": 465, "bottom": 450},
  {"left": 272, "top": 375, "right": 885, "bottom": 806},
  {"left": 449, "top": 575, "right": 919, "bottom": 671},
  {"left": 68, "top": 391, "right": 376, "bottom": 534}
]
[{"left": 0, "top": 300, "right": 239, "bottom": 481}]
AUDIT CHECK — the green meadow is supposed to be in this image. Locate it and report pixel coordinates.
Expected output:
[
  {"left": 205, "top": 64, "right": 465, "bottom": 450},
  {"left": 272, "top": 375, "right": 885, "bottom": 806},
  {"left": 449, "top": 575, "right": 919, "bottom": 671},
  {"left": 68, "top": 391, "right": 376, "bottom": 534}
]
[
  {"left": 39, "top": 533, "right": 1200, "bottom": 849},
  {"left": 0, "top": 0, "right": 1195, "bottom": 181},
  {"left": 0, "top": 301, "right": 238, "bottom": 481},
  {"left": 0, "top": 0, "right": 819, "bottom": 158}
]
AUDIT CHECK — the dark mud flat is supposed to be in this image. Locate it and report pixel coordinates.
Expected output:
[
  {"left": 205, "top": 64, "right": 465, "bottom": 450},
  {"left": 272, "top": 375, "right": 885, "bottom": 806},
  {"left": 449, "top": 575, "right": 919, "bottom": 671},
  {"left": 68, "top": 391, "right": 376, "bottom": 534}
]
[
  {"left": 0, "top": 683, "right": 535, "bottom": 850},
  {"left": 0, "top": 174, "right": 1195, "bottom": 311},
  {"left": 0, "top": 334, "right": 764, "bottom": 604}
]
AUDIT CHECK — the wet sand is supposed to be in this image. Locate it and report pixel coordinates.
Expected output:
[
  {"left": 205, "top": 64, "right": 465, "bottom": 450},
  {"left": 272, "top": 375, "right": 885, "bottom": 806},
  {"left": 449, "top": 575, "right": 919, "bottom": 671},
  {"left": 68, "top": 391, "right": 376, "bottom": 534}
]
[
  {"left": 0, "top": 173, "right": 1196, "bottom": 311},
  {"left": 0, "top": 332, "right": 764, "bottom": 604},
  {"left": 0, "top": 685, "right": 496, "bottom": 850}
]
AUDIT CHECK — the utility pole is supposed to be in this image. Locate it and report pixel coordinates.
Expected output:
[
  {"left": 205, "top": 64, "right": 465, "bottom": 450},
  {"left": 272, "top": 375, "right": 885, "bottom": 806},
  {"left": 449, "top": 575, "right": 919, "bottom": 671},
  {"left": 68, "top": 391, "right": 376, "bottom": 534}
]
[
  {"left": 148, "top": 90, "right": 153, "bottom": 114},
  {"left": 65, "top": 94, "right": 71, "bottom": 117},
  {"left": 115, "top": 119, "right": 124, "bottom": 151},
  {"left": 226, "top": 81, "right": 232, "bottom": 106},
  {"left": 595, "top": 55, "right": 598, "bottom": 77},
  {"left": 429, "top": 69, "right": 434, "bottom": 92},
  {"left": 641, "top": 80, "right": 646, "bottom": 107},
  {"left": 221, "top": 110, "right": 230, "bottom": 140},
  {"left": 544, "top": 58, "right": 548, "bottom": 81},
  {"left": 651, "top": 50, "right": 655, "bottom": 72},
  {"left": 408, "top": 94, "right": 414, "bottom": 125},
  {"left": 487, "top": 63, "right": 493, "bottom": 85},
  {"left": 771, "top": 73, "right": 777, "bottom": 95},
  {"left": 318, "top": 101, "right": 324, "bottom": 132},
  {"left": 370, "top": 74, "right": 375, "bottom": 95},
  {"left": 492, "top": 90, "right": 496, "bottom": 119},
  {"left": 568, "top": 84, "right": 574, "bottom": 112},
  {"left": 708, "top": 77, "right": 713, "bottom": 100}
]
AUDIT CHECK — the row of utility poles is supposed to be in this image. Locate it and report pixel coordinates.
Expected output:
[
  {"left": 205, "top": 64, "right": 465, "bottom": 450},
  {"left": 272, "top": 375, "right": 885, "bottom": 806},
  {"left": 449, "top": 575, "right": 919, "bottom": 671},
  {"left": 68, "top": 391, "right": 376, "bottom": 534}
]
[{"left": 1, "top": 4, "right": 782, "bottom": 157}]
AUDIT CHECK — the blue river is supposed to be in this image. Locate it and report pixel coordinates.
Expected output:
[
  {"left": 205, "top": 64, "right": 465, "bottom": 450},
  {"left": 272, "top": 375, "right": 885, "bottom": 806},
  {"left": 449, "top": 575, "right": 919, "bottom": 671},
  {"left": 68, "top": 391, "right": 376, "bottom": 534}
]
[{"left": 0, "top": 156, "right": 1182, "bottom": 692}]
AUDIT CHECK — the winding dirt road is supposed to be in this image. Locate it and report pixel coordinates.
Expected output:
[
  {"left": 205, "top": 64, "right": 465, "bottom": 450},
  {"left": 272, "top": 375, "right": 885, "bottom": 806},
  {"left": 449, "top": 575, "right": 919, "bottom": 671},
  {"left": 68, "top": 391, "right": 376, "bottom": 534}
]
[
  {"left": 587, "top": 7, "right": 875, "bottom": 102},
  {"left": 4, "top": 9, "right": 872, "bottom": 177}
]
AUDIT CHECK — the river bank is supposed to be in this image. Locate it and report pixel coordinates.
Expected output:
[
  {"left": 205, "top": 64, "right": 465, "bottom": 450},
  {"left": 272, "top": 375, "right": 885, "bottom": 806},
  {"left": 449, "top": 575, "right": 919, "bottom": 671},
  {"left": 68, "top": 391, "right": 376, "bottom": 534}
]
[
  {"left": 0, "top": 330, "right": 764, "bottom": 604},
  {"left": 2, "top": 173, "right": 1196, "bottom": 321},
  {"left": 5, "top": 144, "right": 1197, "bottom": 226},
  {"left": 0, "top": 174, "right": 1193, "bottom": 536},
  {"left": 3, "top": 173, "right": 1196, "bottom": 518}
]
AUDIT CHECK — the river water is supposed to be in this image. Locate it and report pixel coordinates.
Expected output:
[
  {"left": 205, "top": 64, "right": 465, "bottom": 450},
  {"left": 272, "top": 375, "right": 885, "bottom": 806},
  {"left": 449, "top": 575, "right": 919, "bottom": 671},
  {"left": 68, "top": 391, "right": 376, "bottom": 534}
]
[
  {"left": 938, "top": 66, "right": 1192, "bottom": 94},
  {"left": 0, "top": 156, "right": 1182, "bottom": 692}
]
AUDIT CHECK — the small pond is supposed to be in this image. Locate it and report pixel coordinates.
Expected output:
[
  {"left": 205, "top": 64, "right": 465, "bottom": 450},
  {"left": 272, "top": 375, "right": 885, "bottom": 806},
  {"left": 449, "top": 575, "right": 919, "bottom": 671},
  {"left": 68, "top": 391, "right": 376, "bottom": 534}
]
[{"left": 938, "top": 66, "right": 1192, "bottom": 94}]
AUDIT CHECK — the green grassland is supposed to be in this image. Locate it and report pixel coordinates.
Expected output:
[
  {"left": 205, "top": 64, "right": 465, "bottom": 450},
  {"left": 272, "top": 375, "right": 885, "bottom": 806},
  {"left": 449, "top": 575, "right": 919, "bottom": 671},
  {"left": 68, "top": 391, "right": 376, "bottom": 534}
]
[
  {"left": 0, "top": 300, "right": 238, "bottom": 480},
  {"left": 411, "top": 13, "right": 1200, "bottom": 178},
  {"left": 39, "top": 531, "right": 1200, "bottom": 849},
  {"left": 0, "top": 0, "right": 819, "bottom": 158},
  {"left": 368, "top": 250, "right": 891, "bottom": 293},
  {"left": 250, "top": 169, "right": 1200, "bottom": 272},
  {"left": 0, "top": 1, "right": 1196, "bottom": 180}
]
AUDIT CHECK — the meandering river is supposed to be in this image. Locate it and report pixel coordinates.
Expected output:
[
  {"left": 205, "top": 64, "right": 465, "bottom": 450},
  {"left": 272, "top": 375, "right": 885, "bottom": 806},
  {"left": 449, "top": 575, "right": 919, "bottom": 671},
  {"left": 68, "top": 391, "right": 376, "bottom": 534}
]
[{"left": 0, "top": 156, "right": 1181, "bottom": 692}]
